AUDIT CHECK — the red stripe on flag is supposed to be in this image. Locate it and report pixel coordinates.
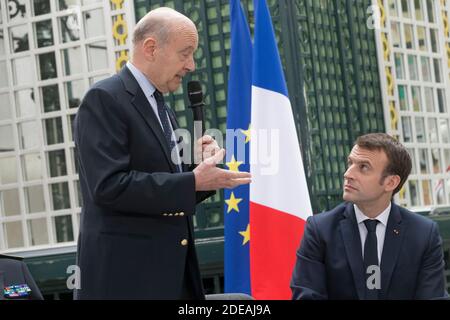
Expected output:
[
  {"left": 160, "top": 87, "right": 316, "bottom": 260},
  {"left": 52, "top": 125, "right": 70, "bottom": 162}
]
[{"left": 249, "top": 201, "right": 306, "bottom": 300}]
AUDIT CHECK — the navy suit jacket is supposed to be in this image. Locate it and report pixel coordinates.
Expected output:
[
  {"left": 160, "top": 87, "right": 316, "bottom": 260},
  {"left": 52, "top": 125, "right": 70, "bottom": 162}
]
[
  {"left": 0, "top": 255, "right": 43, "bottom": 300},
  {"left": 73, "top": 66, "right": 213, "bottom": 299},
  {"left": 291, "top": 202, "right": 448, "bottom": 300}
]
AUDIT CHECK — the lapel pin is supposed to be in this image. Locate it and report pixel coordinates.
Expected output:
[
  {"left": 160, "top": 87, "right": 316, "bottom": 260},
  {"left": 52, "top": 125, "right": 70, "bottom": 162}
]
[{"left": 393, "top": 229, "right": 399, "bottom": 235}]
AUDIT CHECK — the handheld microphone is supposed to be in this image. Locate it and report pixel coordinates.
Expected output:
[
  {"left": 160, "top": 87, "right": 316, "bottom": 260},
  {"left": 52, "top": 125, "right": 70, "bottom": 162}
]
[{"left": 187, "top": 81, "right": 205, "bottom": 136}]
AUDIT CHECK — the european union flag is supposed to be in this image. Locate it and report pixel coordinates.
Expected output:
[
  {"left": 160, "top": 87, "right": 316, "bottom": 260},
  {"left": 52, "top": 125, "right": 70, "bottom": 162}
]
[{"left": 224, "top": 0, "right": 253, "bottom": 295}]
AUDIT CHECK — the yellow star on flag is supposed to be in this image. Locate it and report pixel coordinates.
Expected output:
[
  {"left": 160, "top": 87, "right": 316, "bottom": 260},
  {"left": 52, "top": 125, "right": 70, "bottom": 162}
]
[
  {"left": 225, "top": 192, "right": 243, "bottom": 213},
  {"left": 226, "top": 155, "right": 243, "bottom": 172},
  {"left": 239, "top": 224, "right": 250, "bottom": 245},
  {"left": 241, "top": 124, "right": 251, "bottom": 143}
]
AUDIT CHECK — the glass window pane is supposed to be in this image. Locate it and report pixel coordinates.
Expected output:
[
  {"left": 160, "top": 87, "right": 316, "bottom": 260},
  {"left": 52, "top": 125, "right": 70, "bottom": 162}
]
[
  {"left": 437, "top": 89, "right": 446, "bottom": 113},
  {"left": 74, "top": 179, "right": 82, "bottom": 207},
  {"left": 0, "top": 157, "right": 18, "bottom": 184},
  {"left": 424, "top": 87, "right": 434, "bottom": 112},
  {"left": 431, "top": 148, "right": 441, "bottom": 173},
  {"left": 422, "top": 180, "right": 432, "bottom": 205},
  {"left": 419, "top": 148, "right": 429, "bottom": 173},
  {"left": 68, "top": 114, "right": 75, "bottom": 142},
  {"left": 50, "top": 182, "right": 70, "bottom": 210},
  {"left": 33, "top": 0, "right": 51, "bottom": 16},
  {"left": 0, "top": 31, "right": 5, "bottom": 55},
  {"left": 59, "top": 15, "right": 80, "bottom": 43},
  {"left": 444, "top": 149, "right": 450, "bottom": 171},
  {"left": 37, "top": 52, "right": 57, "bottom": 80},
  {"left": 54, "top": 215, "right": 74, "bottom": 242},
  {"left": 388, "top": 0, "right": 398, "bottom": 16},
  {"left": 18, "top": 121, "right": 40, "bottom": 149},
  {"left": 409, "top": 180, "right": 419, "bottom": 206},
  {"left": 65, "top": 79, "right": 85, "bottom": 108},
  {"left": 0, "top": 61, "right": 8, "bottom": 88},
  {"left": 426, "top": 0, "right": 435, "bottom": 22},
  {"left": 35, "top": 19, "right": 54, "bottom": 48},
  {"left": 394, "top": 53, "right": 405, "bottom": 79},
  {"left": 28, "top": 218, "right": 49, "bottom": 245},
  {"left": 428, "top": 118, "right": 439, "bottom": 143},
  {"left": 84, "top": 9, "right": 105, "bottom": 38},
  {"left": 417, "top": 26, "right": 427, "bottom": 51},
  {"left": 15, "top": 88, "right": 37, "bottom": 118},
  {"left": 61, "top": 46, "right": 82, "bottom": 75},
  {"left": 0, "top": 189, "right": 20, "bottom": 216},
  {"left": 430, "top": 29, "right": 438, "bottom": 53},
  {"left": 44, "top": 117, "right": 64, "bottom": 145},
  {"left": 24, "top": 185, "right": 45, "bottom": 213},
  {"left": 434, "top": 179, "right": 445, "bottom": 204},
  {"left": 433, "top": 58, "right": 442, "bottom": 83},
  {"left": 87, "top": 41, "right": 108, "bottom": 71},
  {"left": 414, "top": 0, "right": 424, "bottom": 20},
  {"left": 7, "top": 0, "right": 28, "bottom": 23},
  {"left": 404, "top": 24, "right": 414, "bottom": 49},
  {"left": 401, "top": 0, "right": 411, "bottom": 18},
  {"left": 9, "top": 24, "right": 29, "bottom": 53},
  {"left": 41, "top": 84, "right": 61, "bottom": 112},
  {"left": 47, "top": 149, "right": 67, "bottom": 177},
  {"left": 0, "top": 124, "right": 15, "bottom": 152},
  {"left": 415, "top": 117, "right": 426, "bottom": 142},
  {"left": 411, "top": 86, "right": 422, "bottom": 111},
  {"left": 402, "top": 116, "right": 412, "bottom": 142},
  {"left": 4, "top": 221, "right": 24, "bottom": 249},
  {"left": 71, "top": 146, "right": 78, "bottom": 173},
  {"left": 420, "top": 57, "right": 431, "bottom": 82},
  {"left": 408, "top": 55, "right": 419, "bottom": 80},
  {"left": 12, "top": 56, "right": 34, "bottom": 86},
  {"left": 0, "top": 93, "right": 12, "bottom": 120},
  {"left": 22, "top": 153, "right": 43, "bottom": 181},
  {"left": 440, "top": 119, "right": 450, "bottom": 143},
  {"left": 398, "top": 85, "right": 408, "bottom": 111},
  {"left": 58, "top": 0, "right": 79, "bottom": 10},
  {"left": 391, "top": 22, "right": 401, "bottom": 48}
]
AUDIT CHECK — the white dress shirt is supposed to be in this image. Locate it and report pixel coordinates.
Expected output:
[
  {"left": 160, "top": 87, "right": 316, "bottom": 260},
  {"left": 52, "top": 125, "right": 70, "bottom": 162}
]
[{"left": 354, "top": 202, "right": 391, "bottom": 263}]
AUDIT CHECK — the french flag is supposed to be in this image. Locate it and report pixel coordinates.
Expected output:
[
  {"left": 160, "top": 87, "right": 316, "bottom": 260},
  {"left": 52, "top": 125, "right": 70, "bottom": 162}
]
[
  {"left": 249, "top": 0, "right": 313, "bottom": 299},
  {"left": 225, "top": 0, "right": 312, "bottom": 300}
]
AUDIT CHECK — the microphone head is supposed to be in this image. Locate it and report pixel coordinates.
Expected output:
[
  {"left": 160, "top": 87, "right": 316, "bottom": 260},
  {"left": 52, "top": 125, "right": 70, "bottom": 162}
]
[{"left": 187, "top": 81, "right": 203, "bottom": 106}]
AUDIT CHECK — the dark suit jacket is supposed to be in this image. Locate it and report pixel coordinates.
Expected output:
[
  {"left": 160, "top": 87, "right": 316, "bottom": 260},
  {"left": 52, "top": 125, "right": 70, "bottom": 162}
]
[
  {"left": 291, "top": 202, "right": 448, "bottom": 300},
  {"left": 0, "top": 255, "right": 43, "bottom": 300},
  {"left": 73, "top": 66, "right": 214, "bottom": 299}
]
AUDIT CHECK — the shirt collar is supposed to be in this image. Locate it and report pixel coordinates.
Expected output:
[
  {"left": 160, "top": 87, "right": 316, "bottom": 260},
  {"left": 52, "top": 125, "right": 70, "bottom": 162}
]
[
  {"left": 354, "top": 202, "right": 391, "bottom": 226},
  {"left": 126, "top": 61, "right": 156, "bottom": 98}
]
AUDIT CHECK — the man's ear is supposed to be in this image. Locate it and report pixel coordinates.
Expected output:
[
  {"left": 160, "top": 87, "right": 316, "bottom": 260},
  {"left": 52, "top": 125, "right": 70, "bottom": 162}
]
[
  {"left": 385, "top": 175, "right": 401, "bottom": 193},
  {"left": 142, "top": 37, "right": 157, "bottom": 60}
]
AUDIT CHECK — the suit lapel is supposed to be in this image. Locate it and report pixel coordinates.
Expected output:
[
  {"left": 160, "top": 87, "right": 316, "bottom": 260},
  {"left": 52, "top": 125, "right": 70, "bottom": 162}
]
[
  {"left": 118, "top": 66, "right": 177, "bottom": 172},
  {"left": 379, "top": 203, "right": 404, "bottom": 299},
  {"left": 340, "top": 203, "right": 365, "bottom": 300}
]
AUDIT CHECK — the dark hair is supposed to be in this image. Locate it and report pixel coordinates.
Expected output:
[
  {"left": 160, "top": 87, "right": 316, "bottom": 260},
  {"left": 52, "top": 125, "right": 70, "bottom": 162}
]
[{"left": 355, "top": 133, "right": 412, "bottom": 195}]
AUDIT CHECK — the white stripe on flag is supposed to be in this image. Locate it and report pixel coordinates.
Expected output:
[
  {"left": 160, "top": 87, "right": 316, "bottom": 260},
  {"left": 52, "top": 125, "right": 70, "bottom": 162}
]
[{"left": 250, "top": 86, "right": 312, "bottom": 221}]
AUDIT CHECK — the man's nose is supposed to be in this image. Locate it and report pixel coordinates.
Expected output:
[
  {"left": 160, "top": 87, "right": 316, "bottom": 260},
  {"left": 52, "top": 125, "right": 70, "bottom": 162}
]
[
  {"left": 343, "top": 165, "right": 354, "bottom": 180},
  {"left": 186, "top": 56, "right": 195, "bottom": 72}
]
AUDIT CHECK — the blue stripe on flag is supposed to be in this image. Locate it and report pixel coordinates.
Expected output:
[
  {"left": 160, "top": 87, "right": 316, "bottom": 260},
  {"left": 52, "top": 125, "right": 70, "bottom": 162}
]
[
  {"left": 252, "top": 0, "right": 288, "bottom": 97},
  {"left": 224, "top": 0, "right": 253, "bottom": 295}
]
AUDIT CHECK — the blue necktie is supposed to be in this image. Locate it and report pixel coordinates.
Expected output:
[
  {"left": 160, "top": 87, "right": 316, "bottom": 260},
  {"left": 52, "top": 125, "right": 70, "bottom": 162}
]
[
  {"left": 363, "top": 219, "right": 379, "bottom": 300},
  {"left": 153, "top": 90, "right": 181, "bottom": 172}
]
